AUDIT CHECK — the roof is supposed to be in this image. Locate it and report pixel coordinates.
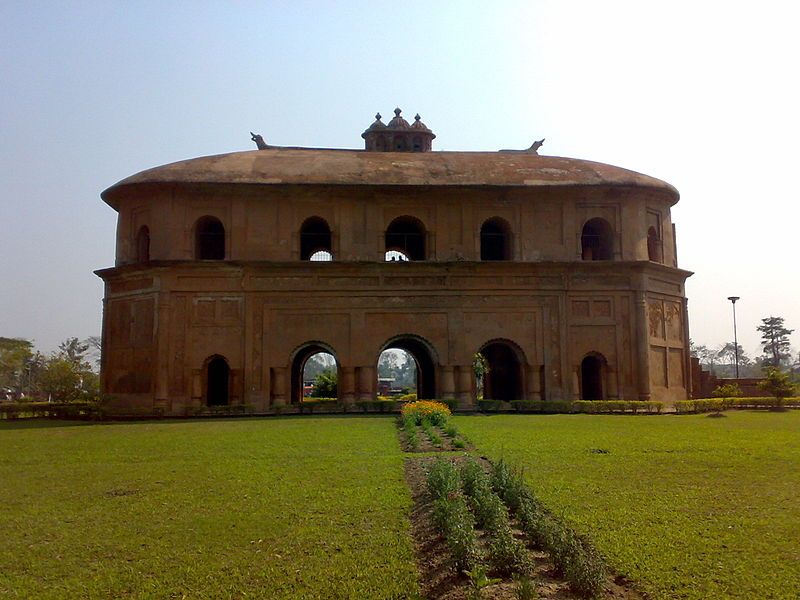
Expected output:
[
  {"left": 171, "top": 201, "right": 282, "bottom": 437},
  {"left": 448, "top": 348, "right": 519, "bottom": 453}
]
[{"left": 102, "top": 147, "right": 679, "bottom": 208}]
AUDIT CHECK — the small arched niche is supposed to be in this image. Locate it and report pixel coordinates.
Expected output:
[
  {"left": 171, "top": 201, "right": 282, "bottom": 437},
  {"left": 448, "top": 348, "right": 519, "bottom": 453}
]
[
  {"left": 195, "top": 216, "right": 225, "bottom": 260},
  {"left": 135, "top": 225, "right": 150, "bottom": 263},
  {"left": 300, "top": 217, "right": 332, "bottom": 260},
  {"left": 480, "top": 217, "right": 512, "bottom": 261},
  {"left": 647, "top": 226, "right": 662, "bottom": 262},
  {"left": 385, "top": 216, "right": 426, "bottom": 261},
  {"left": 580, "top": 353, "right": 606, "bottom": 400},
  {"left": 581, "top": 218, "right": 614, "bottom": 261},
  {"left": 204, "top": 355, "right": 230, "bottom": 406}
]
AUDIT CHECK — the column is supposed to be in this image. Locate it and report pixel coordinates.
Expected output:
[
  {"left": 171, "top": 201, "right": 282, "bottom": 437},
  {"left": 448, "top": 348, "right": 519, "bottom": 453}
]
[
  {"left": 572, "top": 367, "right": 581, "bottom": 400},
  {"left": 526, "top": 365, "right": 541, "bottom": 400},
  {"left": 635, "top": 291, "right": 652, "bottom": 400},
  {"left": 456, "top": 366, "right": 474, "bottom": 408},
  {"left": 340, "top": 367, "right": 356, "bottom": 406},
  {"left": 271, "top": 367, "right": 287, "bottom": 407},
  {"left": 440, "top": 366, "right": 455, "bottom": 401},
  {"left": 357, "top": 365, "right": 375, "bottom": 401}
]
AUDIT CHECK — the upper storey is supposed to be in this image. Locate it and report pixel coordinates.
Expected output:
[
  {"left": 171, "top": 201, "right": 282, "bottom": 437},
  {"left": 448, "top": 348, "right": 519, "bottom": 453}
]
[{"left": 102, "top": 110, "right": 683, "bottom": 269}]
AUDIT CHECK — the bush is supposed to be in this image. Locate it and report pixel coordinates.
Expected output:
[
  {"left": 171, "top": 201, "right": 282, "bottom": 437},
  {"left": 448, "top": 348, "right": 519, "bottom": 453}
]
[
  {"left": 711, "top": 383, "right": 743, "bottom": 398},
  {"left": 572, "top": 400, "right": 664, "bottom": 414},
  {"left": 426, "top": 458, "right": 460, "bottom": 500},
  {"left": 511, "top": 400, "right": 573, "bottom": 413},
  {"left": 401, "top": 400, "right": 451, "bottom": 425},
  {"left": 399, "top": 393, "right": 417, "bottom": 402},
  {"left": 477, "top": 399, "right": 503, "bottom": 413}
]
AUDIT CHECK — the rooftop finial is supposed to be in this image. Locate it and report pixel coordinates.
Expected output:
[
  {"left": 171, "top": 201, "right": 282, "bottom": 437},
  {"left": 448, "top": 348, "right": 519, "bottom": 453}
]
[
  {"left": 414, "top": 113, "right": 421, "bottom": 121},
  {"left": 394, "top": 107, "right": 402, "bottom": 117},
  {"left": 375, "top": 112, "right": 381, "bottom": 120}
]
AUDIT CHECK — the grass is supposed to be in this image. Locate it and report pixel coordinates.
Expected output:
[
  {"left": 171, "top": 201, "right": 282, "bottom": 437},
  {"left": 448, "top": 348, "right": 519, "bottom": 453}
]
[
  {"left": 0, "top": 417, "right": 418, "bottom": 599},
  {"left": 454, "top": 411, "right": 800, "bottom": 600}
]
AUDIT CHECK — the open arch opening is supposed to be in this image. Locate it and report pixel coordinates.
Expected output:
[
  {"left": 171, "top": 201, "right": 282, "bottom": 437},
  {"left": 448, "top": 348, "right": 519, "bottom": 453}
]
[
  {"left": 580, "top": 354, "right": 606, "bottom": 400},
  {"left": 647, "top": 226, "right": 661, "bottom": 262},
  {"left": 136, "top": 225, "right": 150, "bottom": 263},
  {"left": 377, "top": 348, "right": 416, "bottom": 396},
  {"left": 379, "top": 336, "right": 436, "bottom": 399},
  {"left": 291, "top": 344, "right": 339, "bottom": 405},
  {"left": 195, "top": 216, "right": 225, "bottom": 260},
  {"left": 205, "top": 356, "right": 230, "bottom": 406},
  {"left": 480, "top": 217, "right": 512, "bottom": 261},
  {"left": 300, "top": 217, "right": 332, "bottom": 260},
  {"left": 479, "top": 341, "right": 524, "bottom": 401},
  {"left": 385, "top": 216, "right": 426, "bottom": 261},
  {"left": 581, "top": 218, "right": 614, "bottom": 261}
]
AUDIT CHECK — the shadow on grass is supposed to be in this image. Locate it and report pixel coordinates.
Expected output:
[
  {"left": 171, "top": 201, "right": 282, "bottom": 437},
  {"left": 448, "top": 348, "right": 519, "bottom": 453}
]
[{"left": 0, "top": 412, "right": 399, "bottom": 431}]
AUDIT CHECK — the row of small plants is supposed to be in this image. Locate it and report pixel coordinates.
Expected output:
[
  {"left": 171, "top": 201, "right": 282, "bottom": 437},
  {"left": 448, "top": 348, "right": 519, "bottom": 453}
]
[
  {"left": 425, "top": 456, "right": 608, "bottom": 598},
  {"left": 675, "top": 397, "right": 800, "bottom": 414},
  {"left": 400, "top": 401, "right": 467, "bottom": 451}
]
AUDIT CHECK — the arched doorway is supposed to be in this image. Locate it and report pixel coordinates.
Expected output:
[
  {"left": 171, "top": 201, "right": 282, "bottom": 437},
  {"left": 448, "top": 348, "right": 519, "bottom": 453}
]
[
  {"left": 479, "top": 341, "right": 524, "bottom": 401},
  {"left": 385, "top": 216, "right": 426, "bottom": 261},
  {"left": 378, "top": 336, "right": 437, "bottom": 399},
  {"left": 290, "top": 343, "right": 339, "bottom": 405},
  {"left": 580, "top": 354, "right": 605, "bottom": 400},
  {"left": 205, "top": 356, "right": 230, "bottom": 406},
  {"left": 581, "top": 218, "right": 614, "bottom": 260},
  {"left": 480, "top": 217, "right": 512, "bottom": 261}
]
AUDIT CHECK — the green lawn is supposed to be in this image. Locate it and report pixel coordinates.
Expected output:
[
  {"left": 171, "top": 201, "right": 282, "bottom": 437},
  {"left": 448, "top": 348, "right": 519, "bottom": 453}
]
[
  {"left": 454, "top": 411, "right": 800, "bottom": 600},
  {"left": 0, "top": 417, "right": 418, "bottom": 599}
]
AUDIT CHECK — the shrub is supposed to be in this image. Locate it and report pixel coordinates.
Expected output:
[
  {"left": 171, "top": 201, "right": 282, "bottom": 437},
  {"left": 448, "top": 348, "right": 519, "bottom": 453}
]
[
  {"left": 427, "top": 459, "right": 481, "bottom": 571},
  {"left": 426, "top": 458, "right": 460, "bottom": 500},
  {"left": 421, "top": 418, "right": 443, "bottom": 447},
  {"left": 401, "top": 400, "right": 451, "bottom": 426},
  {"left": 431, "top": 494, "right": 481, "bottom": 572},
  {"left": 443, "top": 423, "right": 459, "bottom": 438},
  {"left": 759, "top": 367, "right": 798, "bottom": 406},
  {"left": 511, "top": 400, "right": 573, "bottom": 413},
  {"left": 477, "top": 399, "right": 502, "bottom": 413},
  {"left": 711, "top": 383, "right": 743, "bottom": 398},
  {"left": 490, "top": 458, "right": 533, "bottom": 513},
  {"left": 399, "top": 393, "right": 417, "bottom": 402}
]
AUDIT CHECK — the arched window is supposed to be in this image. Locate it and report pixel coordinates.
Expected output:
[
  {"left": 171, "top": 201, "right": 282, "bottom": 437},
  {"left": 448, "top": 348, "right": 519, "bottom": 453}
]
[
  {"left": 290, "top": 344, "right": 339, "bottom": 405},
  {"left": 480, "top": 217, "right": 511, "bottom": 261},
  {"left": 205, "top": 356, "right": 230, "bottom": 406},
  {"left": 136, "top": 226, "right": 150, "bottom": 263},
  {"left": 580, "top": 354, "right": 606, "bottom": 400},
  {"left": 385, "top": 217, "right": 426, "bottom": 261},
  {"left": 412, "top": 136, "right": 423, "bottom": 152},
  {"left": 647, "top": 226, "right": 661, "bottom": 262},
  {"left": 393, "top": 136, "right": 408, "bottom": 151},
  {"left": 195, "top": 216, "right": 225, "bottom": 260},
  {"left": 581, "top": 218, "right": 614, "bottom": 261},
  {"left": 300, "top": 217, "right": 332, "bottom": 260}
]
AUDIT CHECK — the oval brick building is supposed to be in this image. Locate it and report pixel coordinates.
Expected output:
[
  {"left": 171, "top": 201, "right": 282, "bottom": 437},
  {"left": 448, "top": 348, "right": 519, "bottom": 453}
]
[{"left": 97, "top": 110, "right": 692, "bottom": 414}]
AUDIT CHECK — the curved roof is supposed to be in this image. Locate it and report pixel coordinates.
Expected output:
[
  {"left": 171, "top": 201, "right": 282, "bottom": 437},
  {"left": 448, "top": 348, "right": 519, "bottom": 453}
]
[{"left": 102, "top": 147, "right": 679, "bottom": 206}]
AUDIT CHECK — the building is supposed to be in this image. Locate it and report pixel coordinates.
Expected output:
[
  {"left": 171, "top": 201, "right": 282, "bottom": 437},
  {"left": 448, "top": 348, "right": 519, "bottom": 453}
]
[{"left": 96, "top": 109, "right": 692, "bottom": 415}]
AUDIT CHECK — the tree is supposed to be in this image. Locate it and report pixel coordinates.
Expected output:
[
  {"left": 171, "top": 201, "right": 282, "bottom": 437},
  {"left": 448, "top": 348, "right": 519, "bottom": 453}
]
[
  {"left": 311, "top": 369, "right": 337, "bottom": 398},
  {"left": 757, "top": 316, "right": 794, "bottom": 367},
  {"left": 715, "top": 342, "right": 751, "bottom": 378},
  {"left": 758, "top": 366, "right": 797, "bottom": 408},
  {"left": 58, "top": 337, "right": 90, "bottom": 366},
  {"left": 0, "top": 337, "right": 34, "bottom": 396},
  {"left": 39, "top": 357, "right": 84, "bottom": 402}
]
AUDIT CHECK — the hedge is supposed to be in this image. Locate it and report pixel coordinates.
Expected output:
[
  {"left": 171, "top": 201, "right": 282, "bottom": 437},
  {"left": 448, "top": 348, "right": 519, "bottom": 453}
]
[
  {"left": 676, "top": 397, "right": 800, "bottom": 414},
  {"left": 0, "top": 401, "right": 100, "bottom": 420}
]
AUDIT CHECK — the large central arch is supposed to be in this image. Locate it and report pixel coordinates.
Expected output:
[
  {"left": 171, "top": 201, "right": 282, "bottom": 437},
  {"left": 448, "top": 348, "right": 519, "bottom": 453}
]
[
  {"left": 378, "top": 335, "right": 437, "bottom": 399},
  {"left": 290, "top": 342, "right": 340, "bottom": 405}
]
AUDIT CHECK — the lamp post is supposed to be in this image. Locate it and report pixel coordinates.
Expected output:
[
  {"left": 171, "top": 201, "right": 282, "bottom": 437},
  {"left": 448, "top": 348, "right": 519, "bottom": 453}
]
[{"left": 727, "top": 296, "right": 740, "bottom": 379}]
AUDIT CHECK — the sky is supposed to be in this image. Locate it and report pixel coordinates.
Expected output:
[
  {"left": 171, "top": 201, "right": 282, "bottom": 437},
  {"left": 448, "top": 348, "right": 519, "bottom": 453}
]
[{"left": 1, "top": 1, "right": 798, "bottom": 361}]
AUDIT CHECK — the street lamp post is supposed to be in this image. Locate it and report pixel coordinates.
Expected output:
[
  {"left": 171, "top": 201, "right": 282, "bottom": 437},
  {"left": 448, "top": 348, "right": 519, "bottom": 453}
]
[{"left": 727, "top": 296, "right": 740, "bottom": 379}]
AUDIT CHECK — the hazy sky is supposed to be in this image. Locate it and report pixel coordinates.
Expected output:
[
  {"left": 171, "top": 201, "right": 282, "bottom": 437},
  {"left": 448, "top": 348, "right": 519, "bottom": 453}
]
[{"left": 1, "top": 1, "right": 798, "bottom": 360}]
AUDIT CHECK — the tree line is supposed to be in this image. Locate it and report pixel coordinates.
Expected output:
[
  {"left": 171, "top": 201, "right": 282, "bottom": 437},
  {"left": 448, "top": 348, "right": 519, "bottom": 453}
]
[
  {"left": 0, "top": 337, "right": 99, "bottom": 402},
  {"left": 691, "top": 316, "right": 798, "bottom": 377}
]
